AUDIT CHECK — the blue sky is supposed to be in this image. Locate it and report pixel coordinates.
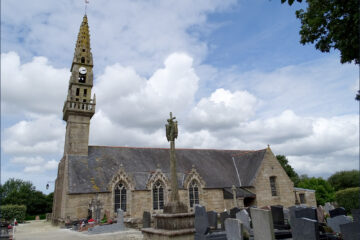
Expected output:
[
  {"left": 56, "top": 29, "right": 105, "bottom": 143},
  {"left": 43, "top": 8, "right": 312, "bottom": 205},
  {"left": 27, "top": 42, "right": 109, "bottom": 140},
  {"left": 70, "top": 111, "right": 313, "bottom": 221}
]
[{"left": 1, "top": 0, "right": 358, "bottom": 194}]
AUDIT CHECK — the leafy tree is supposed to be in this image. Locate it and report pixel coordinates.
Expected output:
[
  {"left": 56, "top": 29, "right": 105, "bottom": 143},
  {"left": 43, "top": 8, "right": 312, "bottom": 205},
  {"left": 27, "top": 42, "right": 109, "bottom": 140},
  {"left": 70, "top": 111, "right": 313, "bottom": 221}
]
[
  {"left": 0, "top": 178, "right": 53, "bottom": 216},
  {"left": 335, "top": 187, "right": 360, "bottom": 213},
  {"left": 281, "top": 0, "right": 359, "bottom": 64},
  {"left": 276, "top": 155, "right": 300, "bottom": 186},
  {"left": 328, "top": 170, "right": 360, "bottom": 191},
  {"left": 297, "top": 176, "right": 335, "bottom": 205}
]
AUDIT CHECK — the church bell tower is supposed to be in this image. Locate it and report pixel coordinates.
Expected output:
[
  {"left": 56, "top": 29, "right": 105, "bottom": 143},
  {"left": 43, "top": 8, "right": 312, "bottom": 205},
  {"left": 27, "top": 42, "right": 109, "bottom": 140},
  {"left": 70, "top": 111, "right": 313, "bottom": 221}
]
[{"left": 63, "top": 15, "right": 95, "bottom": 155}]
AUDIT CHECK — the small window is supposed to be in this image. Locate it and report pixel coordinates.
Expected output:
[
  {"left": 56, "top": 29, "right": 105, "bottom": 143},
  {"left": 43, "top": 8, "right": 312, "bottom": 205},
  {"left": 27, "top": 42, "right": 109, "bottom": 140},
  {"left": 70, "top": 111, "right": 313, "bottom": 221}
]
[
  {"left": 82, "top": 49, "right": 85, "bottom": 52},
  {"left": 76, "top": 88, "right": 80, "bottom": 96},
  {"left": 153, "top": 181, "right": 164, "bottom": 210},
  {"left": 83, "top": 89, "right": 87, "bottom": 97},
  {"left": 299, "top": 193, "right": 306, "bottom": 204},
  {"left": 114, "top": 183, "right": 127, "bottom": 212},
  {"left": 75, "top": 98, "right": 79, "bottom": 101},
  {"left": 270, "top": 176, "right": 277, "bottom": 196},
  {"left": 189, "top": 180, "right": 199, "bottom": 208},
  {"left": 81, "top": 57, "right": 85, "bottom": 63}
]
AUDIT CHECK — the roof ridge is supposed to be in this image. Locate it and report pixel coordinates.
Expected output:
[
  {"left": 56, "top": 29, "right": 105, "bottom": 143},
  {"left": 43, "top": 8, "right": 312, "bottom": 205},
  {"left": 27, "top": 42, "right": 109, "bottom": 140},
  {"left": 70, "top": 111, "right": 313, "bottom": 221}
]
[{"left": 88, "top": 145, "right": 266, "bottom": 152}]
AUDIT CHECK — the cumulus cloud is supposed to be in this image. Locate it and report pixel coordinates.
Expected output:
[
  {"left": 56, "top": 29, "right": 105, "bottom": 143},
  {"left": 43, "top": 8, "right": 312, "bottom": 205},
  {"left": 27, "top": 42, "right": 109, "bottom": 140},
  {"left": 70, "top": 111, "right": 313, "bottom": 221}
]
[
  {"left": 1, "top": 52, "right": 69, "bottom": 116},
  {"left": 187, "top": 88, "right": 258, "bottom": 130},
  {"left": 3, "top": 115, "right": 65, "bottom": 155},
  {"left": 1, "top": 51, "right": 358, "bottom": 183},
  {"left": 93, "top": 52, "right": 199, "bottom": 130},
  {"left": 2, "top": 0, "right": 236, "bottom": 74}
]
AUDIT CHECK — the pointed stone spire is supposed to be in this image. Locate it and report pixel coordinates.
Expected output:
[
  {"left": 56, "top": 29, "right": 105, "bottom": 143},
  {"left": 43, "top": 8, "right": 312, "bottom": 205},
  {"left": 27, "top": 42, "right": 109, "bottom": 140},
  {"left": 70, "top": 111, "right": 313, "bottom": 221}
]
[
  {"left": 71, "top": 14, "right": 93, "bottom": 71},
  {"left": 63, "top": 15, "right": 96, "bottom": 156}
]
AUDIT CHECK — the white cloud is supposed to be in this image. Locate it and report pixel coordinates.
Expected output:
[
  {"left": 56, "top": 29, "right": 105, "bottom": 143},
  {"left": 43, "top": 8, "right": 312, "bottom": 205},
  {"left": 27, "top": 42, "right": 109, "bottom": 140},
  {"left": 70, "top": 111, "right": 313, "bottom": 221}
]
[
  {"left": 187, "top": 88, "right": 258, "bottom": 130},
  {"left": 93, "top": 52, "right": 199, "bottom": 130},
  {"left": 1, "top": 52, "right": 69, "bottom": 116},
  {"left": 3, "top": 115, "right": 65, "bottom": 155},
  {"left": 11, "top": 156, "right": 44, "bottom": 165},
  {"left": 1, "top": 0, "right": 236, "bottom": 74}
]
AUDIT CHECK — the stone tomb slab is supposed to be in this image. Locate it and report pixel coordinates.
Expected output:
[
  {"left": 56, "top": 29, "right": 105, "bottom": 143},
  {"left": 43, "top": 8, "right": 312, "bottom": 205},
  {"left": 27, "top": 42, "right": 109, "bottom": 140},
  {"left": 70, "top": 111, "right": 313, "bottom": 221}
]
[
  {"left": 236, "top": 210, "right": 251, "bottom": 234},
  {"left": 225, "top": 218, "right": 243, "bottom": 240},
  {"left": 219, "top": 212, "right": 230, "bottom": 231},
  {"left": 271, "top": 205, "right": 285, "bottom": 225},
  {"left": 295, "top": 207, "right": 318, "bottom": 221},
  {"left": 250, "top": 208, "right": 275, "bottom": 240},
  {"left": 207, "top": 211, "right": 217, "bottom": 230},
  {"left": 351, "top": 209, "right": 360, "bottom": 222},
  {"left": 327, "top": 215, "right": 352, "bottom": 233},
  {"left": 195, "top": 205, "right": 209, "bottom": 240},
  {"left": 230, "top": 207, "right": 241, "bottom": 219},
  {"left": 329, "top": 207, "right": 346, "bottom": 218},
  {"left": 340, "top": 222, "right": 360, "bottom": 240},
  {"left": 88, "top": 209, "right": 126, "bottom": 234},
  {"left": 292, "top": 217, "right": 319, "bottom": 240}
]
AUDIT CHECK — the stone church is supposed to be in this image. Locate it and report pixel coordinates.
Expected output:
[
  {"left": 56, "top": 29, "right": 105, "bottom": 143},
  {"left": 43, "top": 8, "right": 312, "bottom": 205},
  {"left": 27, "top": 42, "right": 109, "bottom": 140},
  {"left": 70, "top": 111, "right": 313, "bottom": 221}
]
[{"left": 52, "top": 15, "right": 316, "bottom": 223}]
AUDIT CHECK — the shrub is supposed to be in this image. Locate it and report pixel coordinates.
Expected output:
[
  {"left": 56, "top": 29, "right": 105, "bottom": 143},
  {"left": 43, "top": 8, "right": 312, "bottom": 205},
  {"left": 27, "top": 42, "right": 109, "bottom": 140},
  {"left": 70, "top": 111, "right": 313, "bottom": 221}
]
[
  {"left": 0, "top": 204, "right": 26, "bottom": 222},
  {"left": 335, "top": 187, "right": 360, "bottom": 213}
]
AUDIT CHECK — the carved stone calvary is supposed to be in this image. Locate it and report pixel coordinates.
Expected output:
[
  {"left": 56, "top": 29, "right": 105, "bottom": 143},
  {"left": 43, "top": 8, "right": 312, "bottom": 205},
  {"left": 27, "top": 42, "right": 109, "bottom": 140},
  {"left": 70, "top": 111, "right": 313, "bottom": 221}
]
[{"left": 164, "top": 112, "right": 188, "bottom": 213}]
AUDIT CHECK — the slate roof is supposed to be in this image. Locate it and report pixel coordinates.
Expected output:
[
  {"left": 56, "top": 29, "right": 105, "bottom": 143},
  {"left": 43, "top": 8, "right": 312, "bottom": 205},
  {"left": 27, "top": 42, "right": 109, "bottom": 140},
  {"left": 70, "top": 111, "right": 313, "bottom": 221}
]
[{"left": 68, "top": 146, "right": 267, "bottom": 194}]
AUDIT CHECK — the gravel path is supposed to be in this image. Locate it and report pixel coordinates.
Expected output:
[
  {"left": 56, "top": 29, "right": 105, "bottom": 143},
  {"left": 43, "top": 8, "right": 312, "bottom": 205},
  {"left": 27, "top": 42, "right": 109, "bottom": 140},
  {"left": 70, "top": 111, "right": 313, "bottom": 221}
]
[{"left": 13, "top": 220, "right": 144, "bottom": 240}]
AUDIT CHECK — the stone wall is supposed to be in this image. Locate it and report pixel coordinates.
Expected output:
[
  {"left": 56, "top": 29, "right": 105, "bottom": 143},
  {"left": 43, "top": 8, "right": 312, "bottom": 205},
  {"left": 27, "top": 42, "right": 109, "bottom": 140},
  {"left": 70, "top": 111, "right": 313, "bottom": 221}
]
[
  {"left": 295, "top": 188, "right": 317, "bottom": 207},
  {"left": 253, "top": 148, "right": 295, "bottom": 207}
]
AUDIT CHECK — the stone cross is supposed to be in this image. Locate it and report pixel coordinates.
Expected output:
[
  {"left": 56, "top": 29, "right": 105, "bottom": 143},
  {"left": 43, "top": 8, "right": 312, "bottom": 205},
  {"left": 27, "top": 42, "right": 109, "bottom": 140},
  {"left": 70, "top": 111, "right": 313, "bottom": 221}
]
[
  {"left": 166, "top": 112, "right": 179, "bottom": 203},
  {"left": 163, "top": 112, "right": 187, "bottom": 213}
]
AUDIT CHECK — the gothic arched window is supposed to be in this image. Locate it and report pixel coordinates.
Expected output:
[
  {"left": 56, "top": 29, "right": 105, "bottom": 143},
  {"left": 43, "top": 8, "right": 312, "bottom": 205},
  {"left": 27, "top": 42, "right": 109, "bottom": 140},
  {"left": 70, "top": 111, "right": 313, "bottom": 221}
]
[
  {"left": 189, "top": 180, "right": 199, "bottom": 208},
  {"left": 269, "top": 176, "right": 277, "bottom": 196},
  {"left": 81, "top": 57, "right": 85, "bottom": 63},
  {"left": 114, "top": 182, "right": 127, "bottom": 212},
  {"left": 153, "top": 181, "right": 164, "bottom": 210}
]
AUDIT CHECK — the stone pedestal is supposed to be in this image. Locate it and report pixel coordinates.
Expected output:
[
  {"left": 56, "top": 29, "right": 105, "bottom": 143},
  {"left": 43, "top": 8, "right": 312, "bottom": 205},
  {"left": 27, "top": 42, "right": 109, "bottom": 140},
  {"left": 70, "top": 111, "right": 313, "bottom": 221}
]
[{"left": 142, "top": 213, "right": 195, "bottom": 240}]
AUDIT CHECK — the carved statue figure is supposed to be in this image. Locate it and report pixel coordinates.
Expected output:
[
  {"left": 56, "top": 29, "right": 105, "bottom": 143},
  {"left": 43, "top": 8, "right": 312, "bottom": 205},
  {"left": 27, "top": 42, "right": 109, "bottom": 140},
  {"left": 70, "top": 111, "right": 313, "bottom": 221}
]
[{"left": 166, "top": 112, "right": 178, "bottom": 142}]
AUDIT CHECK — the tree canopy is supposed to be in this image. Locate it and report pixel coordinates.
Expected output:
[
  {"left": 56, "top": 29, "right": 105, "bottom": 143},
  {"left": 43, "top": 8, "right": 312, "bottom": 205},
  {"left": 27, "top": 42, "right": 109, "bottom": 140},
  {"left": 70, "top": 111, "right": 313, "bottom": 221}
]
[
  {"left": 297, "top": 175, "right": 335, "bottom": 205},
  {"left": 276, "top": 155, "right": 300, "bottom": 186},
  {"left": 327, "top": 170, "right": 360, "bottom": 192},
  {"left": 0, "top": 178, "right": 53, "bottom": 216},
  {"left": 281, "top": 0, "right": 359, "bottom": 64}
]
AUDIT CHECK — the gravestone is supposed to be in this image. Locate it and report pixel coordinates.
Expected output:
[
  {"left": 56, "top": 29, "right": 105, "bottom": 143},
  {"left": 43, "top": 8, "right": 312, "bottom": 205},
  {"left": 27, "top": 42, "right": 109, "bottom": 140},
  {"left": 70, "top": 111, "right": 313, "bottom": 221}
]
[
  {"left": 220, "top": 212, "right": 230, "bottom": 230},
  {"left": 250, "top": 208, "right": 275, "bottom": 240},
  {"left": 283, "top": 208, "right": 290, "bottom": 224},
  {"left": 295, "top": 207, "right": 318, "bottom": 221},
  {"left": 316, "top": 206, "right": 325, "bottom": 223},
  {"left": 230, "top": 207, "right": 241, "bottom": 218},
  {"left": 143, "top": 211, "right": 151, "bottom": 228},
  {"left": 340, "top": 222, "right": 360, "bottom": 240},
  {"left": 289, "top": 206, "right": 298, "bottom": 228},
  {"left": 327, "top": 215, "right": 352, "bottom": 233},
  {"left": 351, "top": 209, "right": 360, "bottom": 222},
  {"left": 324, "top": 202, "right": 335, "bottom": 214},
  {"left": 207, "top": 211, "right": 217, "bottom": 230},
  {"left": 271, "top": 205, "right": 285, "bottom": 225},
  {"left": 329, "top": 207, "right": 346, "bottom": 218},
  {"left": 195, "top": 205, "right": 209, "bottom": 240},
  {"left": 87, "top": 209, "right": 126, "bottom": 234},
  {"left": 117, "top": 209, "right": 124, "bottom": 228},
  {"left": 225, "top": 218, "right": 243, "bottom": 240},
  {"left": 292, "top": 217, "right": 319, "bottom": 240},
  {"left": 236, "top": 210, "right": 251, "bottom": 233}
]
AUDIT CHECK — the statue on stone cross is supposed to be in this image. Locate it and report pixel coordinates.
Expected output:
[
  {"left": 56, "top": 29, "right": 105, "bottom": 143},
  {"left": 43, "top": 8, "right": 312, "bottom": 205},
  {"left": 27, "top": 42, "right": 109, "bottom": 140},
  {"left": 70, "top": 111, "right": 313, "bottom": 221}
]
[{"left": 166, "top": 112, "right": 178, "bottom": 142}]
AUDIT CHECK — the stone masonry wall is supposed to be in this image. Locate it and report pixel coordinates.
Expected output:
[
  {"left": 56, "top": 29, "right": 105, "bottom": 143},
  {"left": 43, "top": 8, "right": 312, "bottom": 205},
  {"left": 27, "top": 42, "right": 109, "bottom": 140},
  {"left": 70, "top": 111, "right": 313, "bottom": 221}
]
[{"left": 253, "top": 148, "right": 295, "bottom": 207}]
